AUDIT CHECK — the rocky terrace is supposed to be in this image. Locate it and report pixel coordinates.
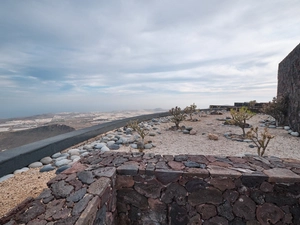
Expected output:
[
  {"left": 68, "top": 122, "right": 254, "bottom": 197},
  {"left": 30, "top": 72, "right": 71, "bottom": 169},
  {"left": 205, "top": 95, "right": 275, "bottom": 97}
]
[{"left": 1, "top": 150, "right": 300, "bottom": 225}]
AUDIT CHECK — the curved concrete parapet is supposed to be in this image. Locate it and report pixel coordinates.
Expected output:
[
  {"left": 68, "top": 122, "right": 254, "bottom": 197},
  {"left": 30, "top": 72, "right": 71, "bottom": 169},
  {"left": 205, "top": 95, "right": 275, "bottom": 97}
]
[{"left": 0, "top": 111, "right": 170, "bottom": 177}]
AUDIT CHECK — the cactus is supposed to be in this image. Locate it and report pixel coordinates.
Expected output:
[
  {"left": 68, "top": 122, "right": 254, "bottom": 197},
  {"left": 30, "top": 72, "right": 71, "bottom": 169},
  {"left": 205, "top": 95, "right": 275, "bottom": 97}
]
[
  {"left": 127, "top": 120, "right": 149, "bottom": 144},
  {"left": 246, "top": 127, "right": 275, "bottom": 156},
  {"left": 169, "top": 106, "right": 186, "bottom": 129},
  {"left": 184, "top": 103, "right": 197, "bottom": 121},
  {"left": 230, "top": 106, "right": 255, "bottom": 137}
]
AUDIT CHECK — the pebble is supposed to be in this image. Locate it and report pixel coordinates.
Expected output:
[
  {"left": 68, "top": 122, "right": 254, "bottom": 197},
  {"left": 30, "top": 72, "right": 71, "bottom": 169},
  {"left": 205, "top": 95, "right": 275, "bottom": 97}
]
[
  {"left": 55, "top": 159, "right": 72, "bottom": 167},
  {"left": 29, "top": 162, "right": 43, "bottom": 168},
  {"left": 131, "top": 144, "right": 137, "bottom": 149},
  {"left": 284, "top": 126, "right": 290, "bottom": 130},
  {"left": 0, "top": 174, "right": 14, "bottom": 183},
  {"left": 55, "top": 165, "right": 71, "bottom": 174},
  {"left": 14, "top": 167, "right": 29, "bottom": 174},
  {"left": 40, "top": 156, "right": 53, "bottom": 165},
  {"left": 144, "top": 144, "right": 153, "bottom": 149},
  {"left": 52, "top": 153, "right": 61, "bottom": 158},
  {"left": 95, "top": 143, "right": 106, "bottom": 149},
  {"left": 101, "top": 146, "right": 110, "bottom": 152},
  {"left": 40, "top": 164, "right": 55, "bottom": 172},
  {"left": 291, "top": 132, "right": 299, "bottom": 137},
  {"left": 268, "top": 125, "right": 276, "bottom": 128},
  {"left": 68, "top": 149, "right": 80, "bottom": 155}
]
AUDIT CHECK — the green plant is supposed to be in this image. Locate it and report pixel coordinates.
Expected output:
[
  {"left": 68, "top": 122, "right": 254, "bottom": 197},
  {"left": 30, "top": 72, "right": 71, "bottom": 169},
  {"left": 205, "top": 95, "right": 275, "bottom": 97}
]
[
  {"left": 169, "top": 106, "right": 186, "bottom": 129},
  {"left": 246, "top": 127, "right": 275, "bottom": 156},
  {"left": 230, "top": 106, "right": 255, "bottom": 137},
  {"left": 248, "top": 100, "right": 257, "bottom": 109},
  {"left": 262, "top": 95, "right": 288, "bottom": 126},
  {"left": 184, "top": 103, "right": 197, "bottom": 120},
  {"left": 127, "top": 120, "right": 149, "bottom": 144}
]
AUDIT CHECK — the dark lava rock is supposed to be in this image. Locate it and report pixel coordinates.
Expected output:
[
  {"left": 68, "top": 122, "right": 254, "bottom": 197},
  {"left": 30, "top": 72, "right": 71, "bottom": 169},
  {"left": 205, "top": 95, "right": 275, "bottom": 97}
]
[
  {"left": 67, "top": 187, "right": 87, "bottom": 203},
  {"left": 161, "top": 182, "right": 187, "bottom": 205},
  {"left": 169, "top": 203, "right": 188, "bottom": 225},
  {"left": 196, "top": 204, "right": 217, "bottom": 220},
  {"left": 184, "top": 161, "right": 205, "bottom": 168},
  {"left": 77, "top": 171, "right": 94, "bottom": 184},
  {"left": 72, "top": 194, "right": 93, "bottom": 216},
  {"left": 241, "top": 174, "right": 267, "bottom": 188},
  {"left": 117, "top": 188, "right": 148, "bottom": 210},
  {"left": 203, "top": 216, "right": 228, "bottom": 225},
  {"left": 217, "top": 201, "right": 234, "bottom": 221},
  {"left": 185, "top": 179, "right": 209, "bottom": 192},
  {"left": 134, "top": 178, "right": 163, "bottom": 198},
  {"left": 232, "top": 195, "right": 256, "bottom": 220},
  {"left": 155, "top": 170, "right": 181, "bottom": 185},
  {"left": 188, "top": 188, "right": 223, "bottom": 206},
  {"left": 223, "top": 190, "right": 239, "bottom": 203},
  {"left": 256, "top": 203, "right": 284, "bottom": 225},
  {"left": 51, "top": 180, "right": 74, "bottom": 198},
  {"left": 174, "top": 155, "right": 188, "bottom": 162},
  {"left": 15, "top": 200, "right": 46, "bottom": 224}
]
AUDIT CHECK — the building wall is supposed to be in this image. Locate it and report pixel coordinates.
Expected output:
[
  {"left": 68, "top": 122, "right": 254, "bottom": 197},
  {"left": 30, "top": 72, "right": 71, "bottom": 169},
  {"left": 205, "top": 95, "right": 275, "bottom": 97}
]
[{"left": 278, "top": 43, "right": 300, "bottom": 132}]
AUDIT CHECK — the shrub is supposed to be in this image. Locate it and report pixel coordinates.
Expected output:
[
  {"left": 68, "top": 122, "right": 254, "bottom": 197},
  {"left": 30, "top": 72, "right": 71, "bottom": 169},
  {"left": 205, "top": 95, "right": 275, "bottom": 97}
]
[
  {"left": 169, "top": 106, "right": 186, "bottom": 129},
  {"left": 127, "top": 120, "right": 149, "bottom": 144},
  {"left": 184, "top": 103, "right": 197, "bottom": 120},
  {"left": 246, "top": 127, "right": 275, "bottom": 156},
  {"left": 230, "top": 106, "right": 255, "bottom": 137},
  {"left": 262, "top": 95, "right": 288, "bottom": 126}
]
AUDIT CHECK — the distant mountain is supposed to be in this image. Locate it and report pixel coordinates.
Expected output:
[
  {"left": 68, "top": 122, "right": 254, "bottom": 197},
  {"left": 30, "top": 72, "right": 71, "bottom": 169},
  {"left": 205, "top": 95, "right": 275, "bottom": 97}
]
[{"left": 0, "top": 124, "right": 75, "bottom": 151}]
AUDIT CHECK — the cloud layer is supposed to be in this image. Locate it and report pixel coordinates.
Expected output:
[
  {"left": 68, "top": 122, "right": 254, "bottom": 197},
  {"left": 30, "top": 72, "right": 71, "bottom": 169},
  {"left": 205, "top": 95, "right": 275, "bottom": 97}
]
[{"left": 1, "top": 0, "right": 300, "bottom": 118}]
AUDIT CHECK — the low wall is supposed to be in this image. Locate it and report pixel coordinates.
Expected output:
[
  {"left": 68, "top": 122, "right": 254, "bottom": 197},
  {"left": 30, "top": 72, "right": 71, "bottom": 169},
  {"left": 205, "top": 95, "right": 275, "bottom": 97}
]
[{"left": 2, "top": 151, "right": 300, "bottom": 225}]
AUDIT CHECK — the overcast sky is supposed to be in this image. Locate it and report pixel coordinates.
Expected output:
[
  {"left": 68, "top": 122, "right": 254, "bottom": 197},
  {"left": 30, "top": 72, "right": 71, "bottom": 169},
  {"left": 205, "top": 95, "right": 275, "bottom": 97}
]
[{"left": 1, "top": 0, "right": 299, "bottom": 118}]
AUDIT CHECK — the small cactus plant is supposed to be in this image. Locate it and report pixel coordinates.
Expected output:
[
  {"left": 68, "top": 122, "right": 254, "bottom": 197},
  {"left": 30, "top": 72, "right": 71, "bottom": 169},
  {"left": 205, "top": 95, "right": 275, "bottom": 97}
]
[
  {"left": 184, "top": 103, "right": 197, "bottom": 121},
  {"left": 230, "top": 106, "right": 255, "bottom": 137},
  {"left": 127, "top": 120, "right": 149, "bottom": 144},
  {"left": 246, "top": 127, "right": 275, "bottom": 156},
  {"left": 169, "top": 106, "right": 186, "bottom": 129}
]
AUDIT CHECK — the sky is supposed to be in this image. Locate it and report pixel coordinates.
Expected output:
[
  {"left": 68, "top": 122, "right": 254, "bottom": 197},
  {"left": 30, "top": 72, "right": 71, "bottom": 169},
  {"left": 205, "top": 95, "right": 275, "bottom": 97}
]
[{"left": 1, "top": 0, "right": 300, "bottom": 119}]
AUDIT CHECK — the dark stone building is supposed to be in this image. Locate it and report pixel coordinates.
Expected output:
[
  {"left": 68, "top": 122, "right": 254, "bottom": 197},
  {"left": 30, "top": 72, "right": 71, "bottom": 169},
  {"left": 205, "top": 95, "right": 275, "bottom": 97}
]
[{"left": 278, "top": 43, "right": 300, "bottom": 132}]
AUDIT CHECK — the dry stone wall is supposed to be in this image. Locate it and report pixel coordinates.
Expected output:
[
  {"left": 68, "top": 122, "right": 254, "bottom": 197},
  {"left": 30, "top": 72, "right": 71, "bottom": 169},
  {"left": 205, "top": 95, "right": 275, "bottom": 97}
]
[
  {"left": 278, "top": 43, "right": 300, "bottom": 132},
  {"left": 1, "top": 151, "right": 300, "bottom": 224}
]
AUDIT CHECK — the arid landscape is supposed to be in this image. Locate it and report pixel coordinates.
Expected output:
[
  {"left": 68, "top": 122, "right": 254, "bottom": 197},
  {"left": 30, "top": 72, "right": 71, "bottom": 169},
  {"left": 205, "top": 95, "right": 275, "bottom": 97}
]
[
  {"left": 0, "top": 109, "right": 165, "bottom": 151},
  {"left": 1, "top": 110, "right": 300, "bottom": 218}
]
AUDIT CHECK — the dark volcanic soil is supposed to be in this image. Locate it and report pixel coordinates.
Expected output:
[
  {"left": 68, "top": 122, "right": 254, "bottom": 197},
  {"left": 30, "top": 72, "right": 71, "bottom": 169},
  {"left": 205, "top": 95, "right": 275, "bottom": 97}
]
[{"left": 0, "top": 124, "right": 75, "bottom": 151}]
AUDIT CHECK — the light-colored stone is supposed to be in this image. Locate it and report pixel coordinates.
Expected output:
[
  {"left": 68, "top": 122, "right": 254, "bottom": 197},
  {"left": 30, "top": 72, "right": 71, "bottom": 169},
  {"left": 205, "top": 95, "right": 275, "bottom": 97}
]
[
  {"left": 291, "top": 132, "right": 299, "bottom": 137},
  {"left": 14, "top": 167, "right": 29, "bottom": 174},
  {"left": 101, "top": 146, "right": 110, "bottom": 152},
  {"left": 263, "top": 168, "right": 300, "bottom": 182},
  {"left": 0, "top": 174, "right": 14, "bottom": 183},
  {"left": 28, "top": 162, "right": 43, "bottom": 168},
  {"left": 68, "top": 149, "right": 80, "bottom": 155},
  {"left": 208, "top": 133, "right": 218, "bottom": 141},
  {"left": 55, "top": 159, "right": 72, "bottom": 167},
  {"left": 40, "top": 156, "right": 53, "bottom": 165}
]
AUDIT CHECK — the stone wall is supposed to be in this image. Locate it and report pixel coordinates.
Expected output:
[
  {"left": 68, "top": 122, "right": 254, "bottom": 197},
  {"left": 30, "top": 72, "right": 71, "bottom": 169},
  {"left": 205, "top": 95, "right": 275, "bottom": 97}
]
[
  {"left": 278, "top": 43, "right": 300, "bottom": 132},
  {"left": 2, "top": 151, "right": 300, "bottom": 224}
]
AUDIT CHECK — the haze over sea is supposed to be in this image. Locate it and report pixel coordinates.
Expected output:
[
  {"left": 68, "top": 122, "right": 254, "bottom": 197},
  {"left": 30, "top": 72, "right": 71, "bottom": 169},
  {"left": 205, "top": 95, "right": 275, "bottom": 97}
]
[{"left": 1, "top": 1, "right": 300, "bottom": 119}]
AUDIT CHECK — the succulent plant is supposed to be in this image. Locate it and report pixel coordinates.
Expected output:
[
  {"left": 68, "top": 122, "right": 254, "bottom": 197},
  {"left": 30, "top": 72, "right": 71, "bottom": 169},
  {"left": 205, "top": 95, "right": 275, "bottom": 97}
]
[
  {"left": 230, "top": 106, "right": 255, "bottom": 137},
  {"left": 247, "top": 127, "right": 275, "bottom": 156},
  {"left": 169, "top": 106, "right": 186, "bottom": 129}
]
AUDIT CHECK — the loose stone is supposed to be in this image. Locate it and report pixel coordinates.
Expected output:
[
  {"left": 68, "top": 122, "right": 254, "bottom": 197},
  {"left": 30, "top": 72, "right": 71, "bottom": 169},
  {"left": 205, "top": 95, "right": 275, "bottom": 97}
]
[
  {"left": 40, "top": 165, "right": 55, "bottom": 172},
  {"left": 55, "top": 159, "right": 72, "bottom": 167},
  {"left": 29, "top": 162, "right": 43, "bottom": 168},
  {"left": 40, "top": 156, "right": 53, "bottom": 165},
  {"left": 14, "top": 167, "right": 30, "bottom": 174}
]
